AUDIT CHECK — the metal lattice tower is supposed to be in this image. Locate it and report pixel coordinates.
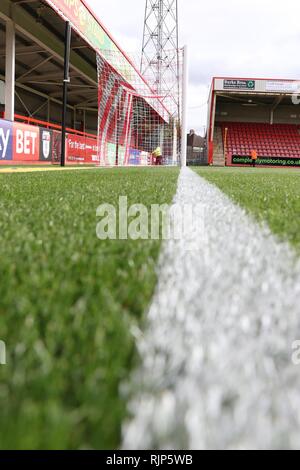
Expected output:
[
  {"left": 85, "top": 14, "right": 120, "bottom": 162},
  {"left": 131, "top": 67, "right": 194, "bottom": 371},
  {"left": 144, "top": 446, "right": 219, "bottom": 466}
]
[{"left": 141, "top": 0, "right": 180, "bottom": 117}]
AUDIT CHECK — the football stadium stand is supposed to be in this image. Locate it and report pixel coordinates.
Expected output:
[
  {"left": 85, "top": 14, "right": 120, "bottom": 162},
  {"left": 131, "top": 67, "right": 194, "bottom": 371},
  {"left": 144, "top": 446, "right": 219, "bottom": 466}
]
[
  {"left": 207, "top": 77, "right": 300, "bottom": 167},
  {"left": 0, "top": 0, "right": 171, "bottom": 166},
  {"left": 223, "top": 122, "right": 300, "bottom": 160}
]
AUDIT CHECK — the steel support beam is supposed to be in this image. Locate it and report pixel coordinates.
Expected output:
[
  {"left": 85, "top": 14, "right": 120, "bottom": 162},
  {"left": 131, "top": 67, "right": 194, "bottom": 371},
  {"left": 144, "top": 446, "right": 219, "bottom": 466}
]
[
  {"left": 5, "top": 19, "right": 15, "bottom": 120},
  {"left": 0, "top": 0, "right": 97, "bottom": 86},
  {"left": 61, "top": 21, "right": 71, "bottom": 167}
]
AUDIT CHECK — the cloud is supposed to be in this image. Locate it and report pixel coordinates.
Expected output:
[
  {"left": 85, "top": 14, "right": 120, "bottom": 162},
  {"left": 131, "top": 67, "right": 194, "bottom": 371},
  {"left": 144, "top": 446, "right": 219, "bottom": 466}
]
[{"left": 88, "top": 0, "right": 300, "bottom": 134}]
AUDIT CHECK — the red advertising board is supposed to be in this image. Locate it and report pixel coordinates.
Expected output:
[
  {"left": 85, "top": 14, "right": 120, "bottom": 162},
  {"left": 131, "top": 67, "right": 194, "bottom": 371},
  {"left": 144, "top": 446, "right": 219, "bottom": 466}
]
[
  {"left": 67, "top": 134, "right": 99, "bottom": 164},
  {"left": 0, "top": 119, "right": 40, "bottom": 163},
  {"left": 0, "top": 117, "right": 99, "bottom": 165},
  {"left": 13, "top": 122, "right": 40, "bottom": 162},
  {"left": 45, "top": 0, "right": 114, "bottom": 52}
]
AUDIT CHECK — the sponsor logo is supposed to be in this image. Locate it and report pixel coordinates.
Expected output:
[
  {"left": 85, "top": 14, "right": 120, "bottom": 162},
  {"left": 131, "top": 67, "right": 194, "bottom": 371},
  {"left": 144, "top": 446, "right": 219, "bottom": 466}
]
[
  {"left": 14, "top": 123, "right": 39, "bottom": 161},
  {"left": 40, "top": 129, "right": 53, "bottom": 161},
  {"left": 67, "top": 134, "right": 99, "bottom": 163},
  {"left": 267, "top": 81, "right": 300, "bottom": 93},
  {"left": 232, "top": 155, "right": 300, "bottom": 166},
  {"left": 0, "top": 121, "right": 13, "bottom": 160},
  {"left": 224, "top": 79, "right": 255, "bottom": 90}
]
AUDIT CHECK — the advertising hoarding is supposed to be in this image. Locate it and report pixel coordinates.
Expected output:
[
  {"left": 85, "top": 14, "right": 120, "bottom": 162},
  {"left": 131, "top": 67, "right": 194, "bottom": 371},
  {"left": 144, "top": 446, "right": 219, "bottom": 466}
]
[
  {"left": 266, "top": 81, "right": 300, "bottom": 93},
  {"left": 0, "top": 120, "right": 13, "bottom": 160},
  {"left": 231, "top": 155, "right": 300, "bottom": 167},
  {"left": 67, "top": 134, "right": 99, "bottom": 164},
  {"left": 39, "top": 128, "right": 53, "bottom": 162},
  {"left": 223, "top": 79, "right": 256, "bottom": 90},
  {"left": 0, "top": 119, "right": 40, "bottom": 162},
  {"left": 45, "top": 0, "right": 132, "bottom": 81},
  {"left": 0, "top": 118, "right": 98, "bottom": 165}
]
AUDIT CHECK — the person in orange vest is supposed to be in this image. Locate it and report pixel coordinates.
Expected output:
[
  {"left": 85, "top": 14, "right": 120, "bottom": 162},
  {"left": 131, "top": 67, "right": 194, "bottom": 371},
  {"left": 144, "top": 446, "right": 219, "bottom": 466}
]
[{"left": 251, "top": 149, "right": 258, "bottom": 168}]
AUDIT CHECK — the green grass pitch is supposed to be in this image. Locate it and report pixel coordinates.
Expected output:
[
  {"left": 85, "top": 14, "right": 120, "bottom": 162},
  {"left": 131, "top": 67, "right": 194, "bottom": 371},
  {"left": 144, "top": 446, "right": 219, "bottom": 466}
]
[
  {"left": 0, "top": 165, "right": 299, "bottom": 450},
  {"left": 0, "top": 167, "right": 179, "bottom": 450},
  {"left": 195, "top": 167, "right": 300, "bottom": 251}
]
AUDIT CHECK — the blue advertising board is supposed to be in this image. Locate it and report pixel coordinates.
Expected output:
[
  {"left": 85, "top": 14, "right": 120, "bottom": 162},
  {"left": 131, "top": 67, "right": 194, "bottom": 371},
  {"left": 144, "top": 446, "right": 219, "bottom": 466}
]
[
  {"left": 129, "top": 149, "right": 141, "bottom": 165},
  {"left": 0, "top": 119, "right": 13, "bottom": 160}
]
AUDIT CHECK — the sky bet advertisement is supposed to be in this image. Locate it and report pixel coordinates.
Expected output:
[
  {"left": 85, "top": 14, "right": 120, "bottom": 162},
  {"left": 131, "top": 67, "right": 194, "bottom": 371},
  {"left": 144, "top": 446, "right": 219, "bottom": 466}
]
[
  {"left": 0, "top": 120, "right": 13, "bottom": 161},
  {"left": 0, "top": 119, "right": 41, "bottom": 162},
  {"left": 0, "top": 118, "right": 97, "bottom": 164}
]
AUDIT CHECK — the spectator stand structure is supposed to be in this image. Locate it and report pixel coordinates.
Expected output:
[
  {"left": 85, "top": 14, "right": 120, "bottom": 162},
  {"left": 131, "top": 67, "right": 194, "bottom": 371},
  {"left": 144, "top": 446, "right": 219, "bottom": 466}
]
[
  {"left": 207, "top": 77, "right": 300, "bottom": 168},
  {"left": 0, "top": 0, "right": 177, "bottom": 166}
]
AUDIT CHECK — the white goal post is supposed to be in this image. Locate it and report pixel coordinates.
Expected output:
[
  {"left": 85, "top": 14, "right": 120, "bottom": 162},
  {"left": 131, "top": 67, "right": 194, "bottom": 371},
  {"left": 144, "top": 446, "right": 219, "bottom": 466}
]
[{"left": 181, "top": 45, "right": 189, "bottom": 168}]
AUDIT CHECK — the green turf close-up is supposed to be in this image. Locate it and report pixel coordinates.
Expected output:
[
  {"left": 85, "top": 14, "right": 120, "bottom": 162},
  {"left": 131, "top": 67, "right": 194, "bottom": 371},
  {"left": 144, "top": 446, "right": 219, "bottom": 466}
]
[
  {"left": 195, "top": 167, "right": 300, "bottom": 250},
  {"left": 0, "top": 167, "right": 179, "bottom": 450}
]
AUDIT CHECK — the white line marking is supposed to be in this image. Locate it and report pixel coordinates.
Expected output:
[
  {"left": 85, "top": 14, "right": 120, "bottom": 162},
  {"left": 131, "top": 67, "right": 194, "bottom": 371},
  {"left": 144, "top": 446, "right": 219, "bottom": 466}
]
[{"left": 123, "top": 167, "right": 300, "bottom": 450}]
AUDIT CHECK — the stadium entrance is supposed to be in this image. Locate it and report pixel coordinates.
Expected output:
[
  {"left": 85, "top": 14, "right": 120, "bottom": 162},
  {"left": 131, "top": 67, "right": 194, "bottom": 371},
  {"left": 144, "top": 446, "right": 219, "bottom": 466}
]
[{"left": 207, "top": 77, "right": 300, "bottom": 167}]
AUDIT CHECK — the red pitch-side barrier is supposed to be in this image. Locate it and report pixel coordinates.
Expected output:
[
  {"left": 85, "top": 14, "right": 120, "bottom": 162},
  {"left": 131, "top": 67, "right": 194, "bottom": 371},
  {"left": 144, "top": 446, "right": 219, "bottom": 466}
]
[
  {"left": 0, "top": 115, "right": 155, "bottom": 166},
  {"left": 0, "top": 115, "right": 99, "bottom": 165}
]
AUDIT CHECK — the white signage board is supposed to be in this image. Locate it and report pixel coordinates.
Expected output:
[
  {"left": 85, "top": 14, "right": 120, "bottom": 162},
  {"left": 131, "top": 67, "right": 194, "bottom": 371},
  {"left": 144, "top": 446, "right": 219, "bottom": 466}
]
[{"left": 266, "top": 81, "right": 300, "bottom": 93}]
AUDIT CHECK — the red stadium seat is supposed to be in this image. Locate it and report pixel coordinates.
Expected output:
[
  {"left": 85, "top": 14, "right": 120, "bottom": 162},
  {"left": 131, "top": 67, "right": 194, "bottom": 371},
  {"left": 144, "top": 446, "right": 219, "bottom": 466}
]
[{"left": 221, "top": 122, "right": 300, "bottom": 159}]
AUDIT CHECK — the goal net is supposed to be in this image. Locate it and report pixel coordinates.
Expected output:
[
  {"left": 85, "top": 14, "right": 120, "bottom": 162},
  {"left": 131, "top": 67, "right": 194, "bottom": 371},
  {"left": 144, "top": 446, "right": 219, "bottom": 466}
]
[{"left": 96, "top": 49, "right": 183, "bottom": 166}]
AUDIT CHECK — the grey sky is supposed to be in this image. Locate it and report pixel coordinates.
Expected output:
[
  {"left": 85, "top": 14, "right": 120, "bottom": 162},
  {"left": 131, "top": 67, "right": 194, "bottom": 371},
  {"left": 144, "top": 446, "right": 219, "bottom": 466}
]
[{"left": 88, "top": 0, "right": 300, "bottom": 134}]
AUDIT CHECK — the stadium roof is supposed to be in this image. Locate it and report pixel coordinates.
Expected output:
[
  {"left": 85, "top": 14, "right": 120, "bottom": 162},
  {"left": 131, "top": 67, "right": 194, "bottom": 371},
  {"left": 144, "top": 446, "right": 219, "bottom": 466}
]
[
  {"left": 207, "top": 77, "right": 300, "bottom": 116},
  {"left": 0, "top": 0, "right": 98, "bottom": 112},
  {"left": 216, "top": 93, "right": 298, "bottom": 107},
  {"left": 211, "top": 76, "right": 300, "bottom": 95},
  {"left": 44, "top": 0, "right": 161, "bottom": 98},
  {"left": 0, "top": 0, "right": 169, "bottom": 122}
]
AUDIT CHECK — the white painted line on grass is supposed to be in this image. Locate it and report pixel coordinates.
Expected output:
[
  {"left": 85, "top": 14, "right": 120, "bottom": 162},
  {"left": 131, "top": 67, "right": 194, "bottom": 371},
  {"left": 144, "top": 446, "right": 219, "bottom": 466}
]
[{"left": 122, "top": 167, "right": 300, "bottom": 450}]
